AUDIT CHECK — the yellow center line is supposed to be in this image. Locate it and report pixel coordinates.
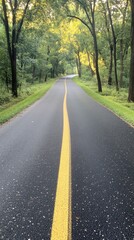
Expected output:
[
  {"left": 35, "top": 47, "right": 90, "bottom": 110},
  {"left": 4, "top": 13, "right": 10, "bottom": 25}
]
[{"left": 51, "top": 80, "right": 72, "bottom": 240}]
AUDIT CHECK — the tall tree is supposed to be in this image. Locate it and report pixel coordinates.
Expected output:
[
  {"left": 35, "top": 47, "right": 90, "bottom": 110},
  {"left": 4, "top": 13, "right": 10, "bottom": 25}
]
[
  {"left": 128, "top": 0, "right": 134, "bottom": 101},
  {"left": 119, "top": 0, "right": 129, "bottom": 87},
  {"left": 68, "top": 0, "right": 102, "bottom": 92},
  {"left": 1, "top": 0, "right": 31, "bottom": 97},
  {"left": 106, "top": 0, "right": 119, "bottom": 91},
  {"left": 100, "top": 0, "right": 113, "bottom": 85},
  {"left": 0, "top": 24, "right": 11, "bottom": 90}
]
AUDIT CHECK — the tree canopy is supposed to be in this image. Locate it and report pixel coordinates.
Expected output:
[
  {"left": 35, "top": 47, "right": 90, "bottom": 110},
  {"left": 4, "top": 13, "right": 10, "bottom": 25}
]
[{"left": 0, "top": 0, "right": 134, "bottom": 101}]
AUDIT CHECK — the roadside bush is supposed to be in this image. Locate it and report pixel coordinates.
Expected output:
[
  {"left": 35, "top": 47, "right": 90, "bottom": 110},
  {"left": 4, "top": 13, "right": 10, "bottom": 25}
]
[{"left": 0, "top": 93, "right": 11, "bottom": 105}]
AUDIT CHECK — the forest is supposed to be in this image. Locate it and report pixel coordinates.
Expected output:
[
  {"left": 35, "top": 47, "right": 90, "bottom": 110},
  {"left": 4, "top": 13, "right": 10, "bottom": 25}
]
[{"left": 0, "top": 0, "right": 134, "bottom": 107}]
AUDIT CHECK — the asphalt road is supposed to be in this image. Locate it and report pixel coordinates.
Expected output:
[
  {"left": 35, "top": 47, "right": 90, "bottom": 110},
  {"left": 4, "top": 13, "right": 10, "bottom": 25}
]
[
  {"left": 67, "top": 80, "right": 134, "bottom": 240},
  {"left": 0, "top": 76, "right": 134, "bottom": 240}
]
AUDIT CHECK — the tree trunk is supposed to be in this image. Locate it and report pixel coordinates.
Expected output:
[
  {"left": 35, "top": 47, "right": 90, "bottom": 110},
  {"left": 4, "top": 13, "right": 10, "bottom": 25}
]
[
  {"left": 68, "top": 0, "right": 102, "bottom": 91},
  {"left": 128, "top": 0, "right": 134, "bottom": 102},
  {"left": 106, "top": 0, "right": 119, "bottom": 91},
  {"left": 39, "top": 70, "right": 42, "bottom": 82},
  {"left": 91, "top": 4, "right": 102, "bottom": 92},
  {"left": 108, "top": 44, "right": 113, "bottom": 85},
  {"left": 120, "top": 0, "right": 128, "bottom": 88},
  {"left": 113, "top": 38, "right": 119, "bottom": 91},
  {"left": 86, "top": 51, "right": 95, "bottom": 76},
  {"left": 120, "top": 39, "right": 124, "bottom": 87},
  {"left": 51, "top": 68, "right": 55, "bottom": 78},
  {"left": 11, "top": 45, "right": 17, "bottom": 97},
  {"left": 45, "top": 73, "right": 48, "bottom": 82},
  {"left": 93, "top": 31, "right": 102, "bottom": 92},
  {"left": 5, "top": 70, "right": 9, "bottom": 91},
  {"left": 11, "top": 0, "right": 18, "bottom": 97},
  {"left": 76, "top": 50, "right": 82, "bottom": 78},
  {"left": 101, "top": 0, "right": 113, "bottom": 86},
  {"left": 32, "top": 64, "right": 36, "bottom": 83}
]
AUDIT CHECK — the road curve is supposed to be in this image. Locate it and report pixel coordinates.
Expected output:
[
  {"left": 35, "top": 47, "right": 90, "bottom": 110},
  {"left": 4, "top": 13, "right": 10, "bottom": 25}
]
[{"left": 0, "top": 76, "right": 134, "bottom": 240}]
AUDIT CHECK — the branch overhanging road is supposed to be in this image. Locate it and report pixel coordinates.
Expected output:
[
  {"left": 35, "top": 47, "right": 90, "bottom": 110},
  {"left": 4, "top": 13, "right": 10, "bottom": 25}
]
[{"left": 0, "top": 76, "right": 134, "bottom": 240}]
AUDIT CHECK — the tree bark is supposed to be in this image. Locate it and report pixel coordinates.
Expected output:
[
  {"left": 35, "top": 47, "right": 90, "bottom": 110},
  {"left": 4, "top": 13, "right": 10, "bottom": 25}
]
[
  {"left": 101, "top": 0, "right": 113, "bottom": 85},
  {"left": 120, "top": 38, "right": 124, "bottom": 87},
  {"left": 11, "top": 46, "right": 17, "bottom": 96},
  {"left": 106, "top": 0, "right": 119, "bottom": 91},
  {"left": 76, "top": 50, "right": 82, "bottom": 78},
  {"left": 108, "top": 44, "right": 113, "bottom": 85},
  {"left": 45, "top": 74, "right": 48, "bottom": 82},
  {"left": 119, "top": 0, "right": 128, "bottom": 88},
  {"left": 113, "top": 38, "right": 119, "bottom": 91},
  {"left": 90, "top": 1, "right": 102, "bottom": 92},
  {"left": 32, "top": 64, "right": 36, "bottom": 83},
  {"left": 93, "top": 28, "right": 102, "bottom": 92},
  {"left": 51, "top": 68, "right": 55, "bottom": 78},
  {"left": 86, "top": 51, "right": 95, "bottom": 76},
  {"left": 128, "top": 0, "right": 134, "bottom": 102},
  {"left": 11, "top": 0, "right": 18, "bottom": 97},
  {"left": 5, "top": 70, "right": 9, "bottom": 91}
]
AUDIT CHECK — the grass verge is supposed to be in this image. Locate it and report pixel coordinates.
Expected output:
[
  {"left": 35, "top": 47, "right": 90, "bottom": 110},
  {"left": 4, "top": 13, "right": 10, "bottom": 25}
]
[
  {"left": 74, "top": 77, "right": 134, "bottom": 127},
  {"left": 0, "top": 79, "right": 55, "bottom": 124}
]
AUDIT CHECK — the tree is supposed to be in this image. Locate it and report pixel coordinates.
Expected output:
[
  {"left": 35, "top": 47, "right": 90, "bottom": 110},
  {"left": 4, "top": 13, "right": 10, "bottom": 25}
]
[
  {"left": 100, "top": 0, "right": 113, "bottom": 85},
  {"left": 68, "top": 0, "right": 102, "bottom": 92},
  {"left": 105, "top": 0, "right": 119, "bottom": 91},
  {"left": 128, "top": 0, "right": 134, "bottom": 101},
  {"left": 1, "top": 0, "right": 31, "bottom": 97},
  {"left": 0, "top": 0, "right": 132, "bottom": 101},
  {"left": 118, "top": 0, "right": 129, "bottom": 87}
]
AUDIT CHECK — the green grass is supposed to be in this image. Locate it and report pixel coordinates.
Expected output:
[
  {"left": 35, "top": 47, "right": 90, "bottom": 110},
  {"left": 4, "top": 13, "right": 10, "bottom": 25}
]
[
  {"left": 0, "top": 79, "right": 55, "bottom": 124},
  {"left": 74, "top": 77, "right": 134, "bottom": 127}
]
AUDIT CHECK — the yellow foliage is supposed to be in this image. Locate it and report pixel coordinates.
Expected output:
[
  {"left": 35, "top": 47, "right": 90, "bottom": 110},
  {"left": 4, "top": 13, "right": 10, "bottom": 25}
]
[
  {"left": 80, "top": 53, "right": 89, "bottom": 66},
  {"left": 59, "top": 19, "right": 81, "bottom": 45}
]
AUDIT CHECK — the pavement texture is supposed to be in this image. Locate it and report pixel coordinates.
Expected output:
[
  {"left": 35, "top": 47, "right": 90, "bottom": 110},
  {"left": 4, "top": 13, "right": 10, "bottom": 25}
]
[
  {"left": 67, "top": 80, "right": 134, "bottom": 240},
  {"left": 0, "top": 76, "right": 134, "bottom": 240},
  {"left": 0, "top": 80, "right": 64, "bottom": 239}
]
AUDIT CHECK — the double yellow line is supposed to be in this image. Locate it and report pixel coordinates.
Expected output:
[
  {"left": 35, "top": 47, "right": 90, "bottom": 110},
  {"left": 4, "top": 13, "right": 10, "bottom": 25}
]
[{"left": 51, "top": 80, "right": 72, "bottom": 240}]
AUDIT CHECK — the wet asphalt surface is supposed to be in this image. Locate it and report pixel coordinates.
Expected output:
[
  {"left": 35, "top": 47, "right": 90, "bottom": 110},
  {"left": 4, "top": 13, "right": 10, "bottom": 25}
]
[
  {"left": 0, "top": 80, "right": 64, "bottom": 239},
  {"left": 0, "top": 77, "right": 134, "bottom": 239},
  {"left": 67, "top": 80, "right": 134, "bottom": 239}
]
